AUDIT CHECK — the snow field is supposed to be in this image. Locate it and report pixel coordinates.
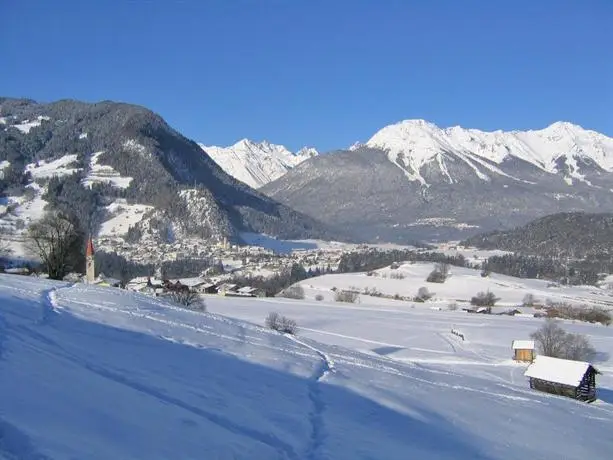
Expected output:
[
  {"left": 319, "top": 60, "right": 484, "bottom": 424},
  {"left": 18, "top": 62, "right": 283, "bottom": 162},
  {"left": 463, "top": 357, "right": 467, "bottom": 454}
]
[{"left": 2, "top": 274, "right": 613, "bottom": 459}]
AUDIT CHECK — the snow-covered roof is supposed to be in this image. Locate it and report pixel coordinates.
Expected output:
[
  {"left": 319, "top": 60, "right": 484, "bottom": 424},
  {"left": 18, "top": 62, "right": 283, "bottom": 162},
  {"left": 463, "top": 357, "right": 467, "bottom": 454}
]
[
  {"left": 512, "top": 340, "right": 535, "bottom": 350},
  {"left": 173, "top": 277, "right": 208, "bottom": 288},
  {"left": 524, "top": 355, "right": 596, "bottom": 387},
  {"left": 237, "top": 286, "right": 259, "bottom": 294}
]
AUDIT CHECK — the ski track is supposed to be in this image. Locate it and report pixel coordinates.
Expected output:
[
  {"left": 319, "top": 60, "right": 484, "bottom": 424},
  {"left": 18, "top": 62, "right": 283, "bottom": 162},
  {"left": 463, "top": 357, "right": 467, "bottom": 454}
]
[
  {"left": 12, "top": 301, "right": 299, "bottom": 459},
  {"left": 286, "top": 335, "right": 334, "bottom": 460}
]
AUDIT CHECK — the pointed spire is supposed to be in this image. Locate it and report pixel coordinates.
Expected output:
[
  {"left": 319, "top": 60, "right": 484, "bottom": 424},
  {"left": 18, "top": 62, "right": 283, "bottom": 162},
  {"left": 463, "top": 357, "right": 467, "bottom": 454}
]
[{"left": 86, "top": 237, "right": 95, "bottom": 257}]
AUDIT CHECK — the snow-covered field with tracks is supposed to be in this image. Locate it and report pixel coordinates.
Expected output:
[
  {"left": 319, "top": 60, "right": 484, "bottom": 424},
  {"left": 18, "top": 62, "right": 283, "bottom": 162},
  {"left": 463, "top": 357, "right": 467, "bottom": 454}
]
[{"left": 1, "top": 273, "right": 612, "bottom": 459}]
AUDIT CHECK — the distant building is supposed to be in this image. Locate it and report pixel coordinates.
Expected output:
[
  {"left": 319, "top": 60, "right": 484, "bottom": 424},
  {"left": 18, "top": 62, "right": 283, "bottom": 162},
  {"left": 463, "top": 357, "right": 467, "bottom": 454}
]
[
  {"left": 524, "top": 355, "right": 600, "bottom": 402},
  {"left": 511, "top": 340, "right": 535, "bottom": 362},
  {"left": 217, "top": 283, "right": 238, "bottom": 296},
  {"left": 85, "top": 238, "right": 95, "bottom": 283}
]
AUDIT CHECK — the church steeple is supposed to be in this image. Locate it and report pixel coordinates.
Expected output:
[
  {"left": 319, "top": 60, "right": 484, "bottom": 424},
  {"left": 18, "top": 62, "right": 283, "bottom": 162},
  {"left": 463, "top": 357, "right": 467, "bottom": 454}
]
[{"left": 86, "top": 237, "right": 95, "bottom": 283}]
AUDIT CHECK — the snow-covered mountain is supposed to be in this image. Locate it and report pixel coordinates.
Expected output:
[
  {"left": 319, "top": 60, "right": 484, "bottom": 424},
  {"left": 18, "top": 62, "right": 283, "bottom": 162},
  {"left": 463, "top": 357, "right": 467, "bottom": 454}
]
[
  {"left": 262, "top": 120, "right": 613, "bottom": 242},
  {"left": 199, "top": 139, "right": 318, "bottom": 189},
  {"left": 0, "top": 98, "right": 341, "bottom": 253},
  {"left": 366, "top": 120, "right": 613, "bottom": 186}
]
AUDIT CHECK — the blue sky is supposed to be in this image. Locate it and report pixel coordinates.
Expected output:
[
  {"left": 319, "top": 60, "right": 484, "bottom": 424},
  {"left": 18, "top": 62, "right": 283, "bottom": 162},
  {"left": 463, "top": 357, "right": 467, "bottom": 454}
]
[{"left": 1, "top": 1, "right": 611, "bottom": 151}]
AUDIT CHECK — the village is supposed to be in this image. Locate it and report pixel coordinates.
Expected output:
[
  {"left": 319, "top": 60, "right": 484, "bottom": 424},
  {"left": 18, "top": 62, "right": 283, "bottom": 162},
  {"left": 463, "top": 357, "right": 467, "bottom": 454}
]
[{"left": 92, "top": 235, "right": 349, "bottom": 297}]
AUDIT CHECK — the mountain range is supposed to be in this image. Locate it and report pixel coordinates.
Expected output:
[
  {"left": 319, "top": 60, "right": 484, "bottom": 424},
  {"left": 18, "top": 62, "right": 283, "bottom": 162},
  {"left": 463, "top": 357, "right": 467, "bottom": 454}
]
[
  {"left": 199, "top": 139, "right": 317, "bottom": 189},
  {"left": 261, "top": 120, "right": 613, "bottom": 242},
  {"left": 4, "top": 95, "right": 613, "bottom": 248},
  {"left": 0, "top": 97, "right": 343, "bottom": 248}
]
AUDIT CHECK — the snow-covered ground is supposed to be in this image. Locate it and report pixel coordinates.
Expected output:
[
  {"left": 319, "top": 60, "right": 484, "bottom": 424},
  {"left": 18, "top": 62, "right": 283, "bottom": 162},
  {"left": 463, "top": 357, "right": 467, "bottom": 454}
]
[
  {"left": 25, "top": 154, "right": 81, "bottom": 179},
  {"left": 82, "top": 151, "right": 133, "bottom": 189},
  {"left": 2, "top": 274, "right": 612, "bottom": 459},
  {"left": 289, "top": 262, "right": 613, "bottom": 309},
  {"left": 98, "top": 200, "right": 153, "bottom": 237}
]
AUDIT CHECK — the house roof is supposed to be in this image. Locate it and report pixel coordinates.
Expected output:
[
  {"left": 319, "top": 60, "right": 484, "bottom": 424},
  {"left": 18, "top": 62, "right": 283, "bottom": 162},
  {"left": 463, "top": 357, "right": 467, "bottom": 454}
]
[
  {"left": 524, "top": 355, "right": 597, "bottom": 387},
  {"left": 237, "top": 286, "right": 259, "bottom": 294},
  {"left": 512, "top": 340, "right": 535, "bottom": 350}
]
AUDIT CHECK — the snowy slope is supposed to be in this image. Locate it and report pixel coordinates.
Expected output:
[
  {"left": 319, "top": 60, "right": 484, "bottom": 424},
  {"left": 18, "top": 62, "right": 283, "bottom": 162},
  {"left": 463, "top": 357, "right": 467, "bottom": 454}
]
[
  {"left": 366, "top": 120, "right": 613, "bottom": 185},
  {"left": 295, "top": 261, "right": 613, "bottom": 309},
  {"left": 82, "top": 151, "right": 133, "bottom": 189},
  {"left": 200, "top": 139, "right": 318, "bottom": 188},
  {"left": 2, "top": 275, "right": 613, "bottom": 459}
]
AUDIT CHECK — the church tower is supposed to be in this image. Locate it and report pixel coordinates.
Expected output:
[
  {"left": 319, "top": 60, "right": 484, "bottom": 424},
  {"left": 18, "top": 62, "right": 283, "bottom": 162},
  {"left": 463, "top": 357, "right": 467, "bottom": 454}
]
[{"left": 86, "top": 237, "right": 95, "bottom": 283}]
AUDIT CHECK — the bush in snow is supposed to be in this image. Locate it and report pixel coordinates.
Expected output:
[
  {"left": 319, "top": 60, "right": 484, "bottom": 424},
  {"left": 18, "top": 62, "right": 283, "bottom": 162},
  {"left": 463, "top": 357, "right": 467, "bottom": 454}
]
[
  {"left": 447, "top": 302, "right": 458, "bottom": 311},
  {"left": 335, "top": 290, "right": 359, "bottom": 303},
  {"left": 265, "top": 312, "right": 297, "bottom": 335},
  {"left": 426, "top": 263, "right": 449, "bottom": 283},
  {"left": 389, "top": 272, "right": 405, "bottom": 280},
  {"left": 279, "top": 285, "right": 305, "bottom": 300},
  {"left": 414, "top": 286, "right": 434, "bottom": 302},
  {"left": 470, "top": 290, "right": 499, "bottom": 307},
  {"left": 545, "top": 302, "right": 611, "bottom": 326},
  {"left": 168, "top": 290, "right": 206, "bottom": 311},
  {"left": 531, "top": 319, "right": 596, "bottom": 361},
  {"left": 315, "top": 294, "right": 324, "bottom": 301}
]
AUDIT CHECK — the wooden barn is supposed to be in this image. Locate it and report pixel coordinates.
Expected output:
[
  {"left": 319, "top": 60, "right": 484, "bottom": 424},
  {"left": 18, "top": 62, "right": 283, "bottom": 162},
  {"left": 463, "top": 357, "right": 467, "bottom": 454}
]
[
  {"left": 524, "top": 355, "right": 600, "bottom": 402},
  {"left": 511, "top": 340, "right": 535, "bottom": 362}
]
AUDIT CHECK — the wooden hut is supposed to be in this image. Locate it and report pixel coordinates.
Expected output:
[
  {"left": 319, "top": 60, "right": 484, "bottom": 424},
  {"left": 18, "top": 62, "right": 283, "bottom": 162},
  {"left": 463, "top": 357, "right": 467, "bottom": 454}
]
[
  {"left": 524, "top": 355, "right": 600, "bottom": 402},
  {"left": 511, "top": 340, "right": 535, "bottom": 362}
]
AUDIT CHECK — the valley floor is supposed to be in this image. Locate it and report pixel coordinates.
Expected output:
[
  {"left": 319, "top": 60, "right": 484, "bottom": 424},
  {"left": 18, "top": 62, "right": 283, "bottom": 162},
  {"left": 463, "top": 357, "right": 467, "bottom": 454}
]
[{"left": 1, "top": 274, "right": 612, "bottom": 459}]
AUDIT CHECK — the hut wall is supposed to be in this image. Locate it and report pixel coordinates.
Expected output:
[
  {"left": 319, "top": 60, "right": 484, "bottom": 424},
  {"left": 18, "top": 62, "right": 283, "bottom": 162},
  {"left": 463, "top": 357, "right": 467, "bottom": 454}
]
[
  {"left": 514, "top": 349, "right": 534, "bottom": 362},
  {"left": 530, "top": 378, "right": 577, "bottom": 399},
  {"left": 576, "top": 370, "right": 597, "bottom": 402}
]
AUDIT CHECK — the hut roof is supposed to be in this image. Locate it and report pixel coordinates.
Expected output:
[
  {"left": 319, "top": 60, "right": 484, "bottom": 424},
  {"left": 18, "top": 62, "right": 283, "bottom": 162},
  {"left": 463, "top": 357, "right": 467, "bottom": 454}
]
[
  {"left": 512, "top": 340, "right": 535, "bottom": 350},
  {"left": 524, "top": 355, "right": 597, "bottom": 387}
]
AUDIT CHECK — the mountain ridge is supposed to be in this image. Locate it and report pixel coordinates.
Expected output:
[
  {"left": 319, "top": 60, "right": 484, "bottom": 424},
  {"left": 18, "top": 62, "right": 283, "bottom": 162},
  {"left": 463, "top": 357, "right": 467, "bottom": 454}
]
[
  {"left": 262, "top": 119, "right": 613, "bottom": 242},
  {"left": 0, "top": 97, "right": 345, "bottom": 248},
  {"left": 199, "top": 139, "right": 318, "bottom": 189}
]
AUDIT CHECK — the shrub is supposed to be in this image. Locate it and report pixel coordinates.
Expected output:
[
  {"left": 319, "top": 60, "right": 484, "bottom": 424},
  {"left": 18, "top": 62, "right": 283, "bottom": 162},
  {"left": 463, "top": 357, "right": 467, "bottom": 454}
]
[
  {"left": 265, "top": 312, "right": 297, "bottom": 335},
  {"left": 531, "top": 319, "right": 596, "bottom": 361},
  {"left": 427, "top": 263, "right": 449, "bottom": 283},
  {"left": 390, "top": 272, "right": 405, "bottom": 280},
  {"left": 315, "top": 294, "right": 324, "bottom": 301},
  {"left": 415, "top": 286, "right": 434, "bottom": 302},
  {"left": 470, "top": 290, "right": 499, "bottom": 307},
  {"left": 335, "top": 290, "right": 359, "bottom": 303},
  {"left": 279, "top": 285, "right": 305, "bottom": 300},
  {"left": 447, "top": 302, "right": 458, "bottom": 311},
  {"left": 168, "top": 290, "right": 206, "bottom": 311},
  {"left": 362, "top": 286, "right": 382, "bottom": 297},
  {"left": 545, "top": 302, "right": 611, "bottom": 326}
]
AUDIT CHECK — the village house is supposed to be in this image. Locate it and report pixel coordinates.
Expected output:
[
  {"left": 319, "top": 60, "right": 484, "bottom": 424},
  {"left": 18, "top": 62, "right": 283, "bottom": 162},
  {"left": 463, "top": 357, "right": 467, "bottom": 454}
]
[
  {"left": 524, "top": 355, "right": 600, "bottom": 402},
  {"left": 511, "top": 340, "right": 535, "bottom": 362},
  {"left": 236, "top": 286, "right": 266, "bottom": 298}
]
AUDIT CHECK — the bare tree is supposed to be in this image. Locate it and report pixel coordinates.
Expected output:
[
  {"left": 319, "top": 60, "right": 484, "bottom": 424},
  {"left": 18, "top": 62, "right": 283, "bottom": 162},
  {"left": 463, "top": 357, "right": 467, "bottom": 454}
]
[
  {"left": 427, "top": 263, "right": 449, "bottom": 283},
  {"left": 531, "top": 319, "right": 596, "bottom": 361},
  {"left": 167, "top": 290, "right": 206, "bottom": 311},
  {"left": 415, "top": 286, "right": 434, "bottom": 302},
  {"left": 522, "top": 293, "right": 536, "bottom": 307},
  {"left": 471, "top": 290, "right": 499, "bottom": 307},
  {"left": 27, "top": 211, "right": 84, "bottom": 280}
]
